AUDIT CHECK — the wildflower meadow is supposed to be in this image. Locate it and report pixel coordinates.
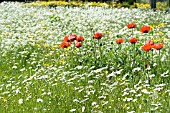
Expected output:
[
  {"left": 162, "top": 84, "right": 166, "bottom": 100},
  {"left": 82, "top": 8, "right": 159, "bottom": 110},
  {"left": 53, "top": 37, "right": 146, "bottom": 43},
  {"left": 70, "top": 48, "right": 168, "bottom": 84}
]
[{"left": 0, "top": 1, "right": 170, "bottom": 113}]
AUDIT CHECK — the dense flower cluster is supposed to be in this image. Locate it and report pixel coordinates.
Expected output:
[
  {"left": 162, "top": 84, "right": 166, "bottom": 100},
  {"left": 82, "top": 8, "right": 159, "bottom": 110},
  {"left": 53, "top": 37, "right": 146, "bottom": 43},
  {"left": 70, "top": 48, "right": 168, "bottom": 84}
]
[
  {"left": 60, "top": 23, "right": 164, "bottom": 53},
  {"left": 60, "top": 34, "right": 84, "bottom": 48},
  {"left": 142, "top": 40, "right": 164, "bottom": 52}
]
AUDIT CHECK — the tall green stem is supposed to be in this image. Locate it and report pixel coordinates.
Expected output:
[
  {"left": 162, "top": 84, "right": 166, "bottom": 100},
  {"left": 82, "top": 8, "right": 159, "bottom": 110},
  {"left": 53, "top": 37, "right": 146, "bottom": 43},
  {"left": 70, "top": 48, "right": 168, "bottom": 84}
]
[
  {"left": 151, "top": 49, "right": 153, "bottom": 65},
  {"left": 98, "top": 39, "right": 102, "bottom": 67},
  {"left": 133, "top": 43, "right": 136, "bottom": 63}
]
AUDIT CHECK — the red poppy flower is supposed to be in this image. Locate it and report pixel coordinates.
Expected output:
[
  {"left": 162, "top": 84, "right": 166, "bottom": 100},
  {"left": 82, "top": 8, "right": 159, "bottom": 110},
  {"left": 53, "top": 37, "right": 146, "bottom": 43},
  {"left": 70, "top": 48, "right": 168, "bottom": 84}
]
[
  {"left": 76, "top": 36, "right": 84, "bottom": 42},
  {"left": 64, "top": 34, "right": 77, "bottom": 42},
  {"left": 116, "top": 38, "right": 124, "bottom": 44},
  {"left": 146, "top": 40, "right": 154, "bottom": 45},
  {"left": 60, "top": 41, "right": 71, "bottom": 48},
  {"left": 93, "top": 32, "right": 102, "bottom": 39},
  {"left": 64, "top": 36, "right": 69, "bottom": 42},
  {"left": 129, "top": 37, "right": 137, "bottom": 44},
  {"left": 69, "top": 34, "right": 77, "bottom": 42},
  {"left": 127, "top": 22, "right": 136, "bottom": 29},
  {"left": 75, "top": 42, "right": 82, "bottom": 48},
  {"left": 142, "top": 43, "right": 152, "bottom": 52},
  {"left": 153, "top": 43, "right": 164, "bottom": 50},
  {"left": 140, "top": 26, "right": 151, "bottom": 33}
]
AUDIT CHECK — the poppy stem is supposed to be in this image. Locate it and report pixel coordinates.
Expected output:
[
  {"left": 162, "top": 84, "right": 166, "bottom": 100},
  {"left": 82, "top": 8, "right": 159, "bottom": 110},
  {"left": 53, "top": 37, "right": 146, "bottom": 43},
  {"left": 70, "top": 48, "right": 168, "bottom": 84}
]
[
  {"left": 144, "top": 33, "right": 147, "bottom": 44},
  {"left": 159, "top": 49, "right": 160, "bottom": 56},
  {"left": 63, "top": 48, "right": 68, "bottom": 69},
  {"left": 133, "top": 43, "right": 136, "bottom": 63},
  {"left": 98, "top": 39, "right": 102, "bottom": 67},
  {"left": 151, "top": 49, "right": 156, "bottom": 75},
  {"left": 92, "top": 39, "right": 97, "bottom": 67},
  {"left": 151, "top": 49, "right": 154, "bottom": 67},
  {"left": 144, "top": 51, "right": 148, "bottom": 71},
  {"left": 145, "top": 52, "right": 149, "bottom": 80},
  {"left": 158, "top": 49, "right": 161, "bottom": 73},
  {"left": 77, "top": 48, "right": 80, "bottom": 65},
  {"left": 144, "top": 52, "right": 146, "bottom": 70}
]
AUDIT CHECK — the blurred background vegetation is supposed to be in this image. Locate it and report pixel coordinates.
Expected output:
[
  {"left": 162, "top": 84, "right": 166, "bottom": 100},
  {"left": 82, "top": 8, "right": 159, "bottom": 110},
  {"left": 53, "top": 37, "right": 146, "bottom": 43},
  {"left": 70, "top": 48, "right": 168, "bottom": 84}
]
[
  {"left": 23, "top": 0, "right": 170, "bottom": 10},
  {"left": 32, "top": 0, "right": 169, "bottom": 7},
  {"left": 1, "top": 0, "right": 169, "bottom": 10}
]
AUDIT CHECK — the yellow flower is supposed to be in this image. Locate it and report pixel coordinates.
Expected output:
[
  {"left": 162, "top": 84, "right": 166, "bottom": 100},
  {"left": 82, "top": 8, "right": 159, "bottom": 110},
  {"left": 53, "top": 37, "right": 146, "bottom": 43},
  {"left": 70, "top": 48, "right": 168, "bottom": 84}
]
[
  {"left": 44, "top": 63, "right": 50, "bottom": 67},
  {"left": 51, "top": 46, "right": 56, "bottom": 51},
  {"left": 65, "top": 46, "right": 71, "bottom": 51},
  {"left": 158, "top": 32, "right": 163, "bottom": 35},
  {"left": 149, "top": 25, "right": 154, "bottom": 29},
  {"left": 45, "top": 53, "right": 52, "bottom": 57},
  {"left": 158, "top": 23, "right": 165, "bottom": 27},
  {"left": 117, "top": 77, "right": 121, "bottom": 81},
  {"left": 44, "top": 44, "right": 50, "bottom": 48},
  {"left": 1, "top": 97, "right": 7, "bottom": 102},
  {"left": 35, "top": 44, "right": 41, "bottom": 48},
  {"left": 153, "top": 37, "right": 166, "bottom": 43},
  {"left": 105, "top": 71, "right": 108, "bottom": 75},
  {"left": 54, "top": 44, "right": 60, "bottom": 48},
  {"left": 59, "top": 58, "right": 65, "bottom": 64},
  {"left": 74, "top": 48, "right": 78, "bottom": 53}
]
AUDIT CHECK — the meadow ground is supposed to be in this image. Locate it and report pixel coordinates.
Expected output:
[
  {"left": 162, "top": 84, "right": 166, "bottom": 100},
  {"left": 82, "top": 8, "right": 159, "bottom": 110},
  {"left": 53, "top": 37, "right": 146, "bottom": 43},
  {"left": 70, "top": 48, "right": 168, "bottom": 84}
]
[{"left": 0, "top": 1, "right": 170, "bottom": 113}]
